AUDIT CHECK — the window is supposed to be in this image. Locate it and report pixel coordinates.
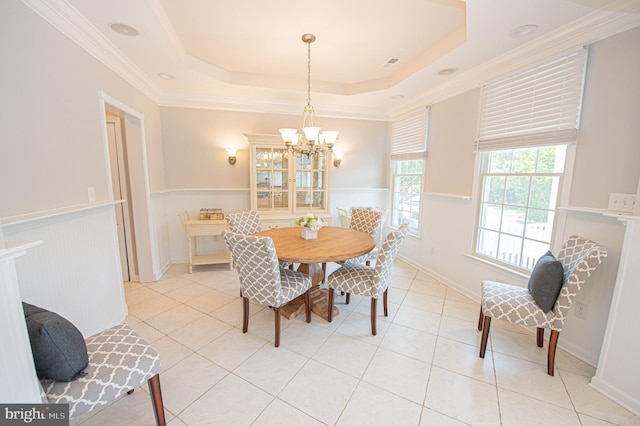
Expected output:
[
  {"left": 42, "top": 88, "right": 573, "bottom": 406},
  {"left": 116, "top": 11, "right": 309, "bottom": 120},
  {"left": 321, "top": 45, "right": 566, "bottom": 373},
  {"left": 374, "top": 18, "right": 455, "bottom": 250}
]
[
  {"left": 477, "top": 145, "right": 566, "bottom": 270},
  {"left": 390, "top": 107, "right": 429, "bottom": 235},
  {"left": 391, "top": 159, "right": 423, "bottom": 234},
  {"left": 474, "top": 49, "right": 587, "bottom": 270}
]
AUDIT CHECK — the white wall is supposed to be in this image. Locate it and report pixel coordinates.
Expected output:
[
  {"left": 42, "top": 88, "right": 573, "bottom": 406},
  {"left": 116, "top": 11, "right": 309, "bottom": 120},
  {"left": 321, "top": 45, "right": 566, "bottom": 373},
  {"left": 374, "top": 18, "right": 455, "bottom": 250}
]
[{"left": 398, "top": 26, "right": 640, "bottom": 366}]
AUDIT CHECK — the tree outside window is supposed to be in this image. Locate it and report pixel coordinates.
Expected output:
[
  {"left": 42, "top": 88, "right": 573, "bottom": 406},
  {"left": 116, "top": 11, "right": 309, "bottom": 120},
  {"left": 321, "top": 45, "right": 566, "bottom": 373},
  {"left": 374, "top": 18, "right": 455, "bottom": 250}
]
[
  {"left": 391, "top": 159, "right": 423, "bottom": 235},
  {"left": 476, "top": 145, "right": 566, "bottom": 270}
]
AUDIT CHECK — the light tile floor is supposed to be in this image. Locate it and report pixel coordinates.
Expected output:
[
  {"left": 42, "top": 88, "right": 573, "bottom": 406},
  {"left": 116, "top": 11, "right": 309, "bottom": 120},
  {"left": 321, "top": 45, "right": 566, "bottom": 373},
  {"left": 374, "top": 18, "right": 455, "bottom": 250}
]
[{"left": 73, "top": 261, "right": 640, "bottom": 426}]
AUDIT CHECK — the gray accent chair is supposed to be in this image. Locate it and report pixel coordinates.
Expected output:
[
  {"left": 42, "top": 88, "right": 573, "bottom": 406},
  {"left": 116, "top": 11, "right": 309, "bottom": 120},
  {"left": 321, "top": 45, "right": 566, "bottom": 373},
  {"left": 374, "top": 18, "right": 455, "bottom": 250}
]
[
  {"left": 223, "top": 230, "right": 312, "bottom": 347},
  {"left": 478, "top": 235, "right": 607, "bottom": 376},
  {"left": 327, "top": 225, "right": 409, "bottom": 335},
  {"left": 226, "top": 210, "right": 292, "bottom": 271},
  {"left": 41, "top": 324, "right": 166, "bottom": 425}
]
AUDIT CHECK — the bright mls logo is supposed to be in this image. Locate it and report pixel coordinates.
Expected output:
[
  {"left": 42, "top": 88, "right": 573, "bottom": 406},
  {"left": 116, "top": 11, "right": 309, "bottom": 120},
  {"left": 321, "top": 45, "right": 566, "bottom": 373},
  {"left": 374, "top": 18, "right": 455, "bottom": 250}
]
[{"left": 1, "top": 404, "right": 68, "bottom": 425}]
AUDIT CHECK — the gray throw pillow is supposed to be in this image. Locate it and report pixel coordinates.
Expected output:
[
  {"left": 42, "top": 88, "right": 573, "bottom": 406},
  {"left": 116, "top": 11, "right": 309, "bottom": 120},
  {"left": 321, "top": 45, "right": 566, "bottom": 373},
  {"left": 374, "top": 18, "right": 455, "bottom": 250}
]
[
  {"left": 23, "top": 302, "right": 88, "bottom": 382},
  {"left": 527, "top": 251, "right": 564, "bottom": 313}
]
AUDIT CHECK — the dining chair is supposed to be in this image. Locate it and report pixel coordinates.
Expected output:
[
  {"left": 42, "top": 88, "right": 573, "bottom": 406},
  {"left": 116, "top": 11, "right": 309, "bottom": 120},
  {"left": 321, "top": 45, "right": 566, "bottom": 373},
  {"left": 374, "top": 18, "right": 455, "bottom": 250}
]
[
  {"left": 336, "top": 207, "right": 350, "bottom": 228},
  {"left": 226, "top": 210, "right": 292, "bottom": 272},
  {"left": 343, "top": 208, "right": 382, "bottom": 265},
  {"left": 477, "top": 235, "right": 607, "bottom": 376},
  {"left": 222, "top": 230, "right": 312, "bottom": 347},
  {"left": 365, "top": 206, "right": 388, "bottom": 266},
  {"left": 41, "top": 323, "right": 166, "bottom": 425},
  {"left": 327, "top": 224, "right": 409, "bottom": 335}
]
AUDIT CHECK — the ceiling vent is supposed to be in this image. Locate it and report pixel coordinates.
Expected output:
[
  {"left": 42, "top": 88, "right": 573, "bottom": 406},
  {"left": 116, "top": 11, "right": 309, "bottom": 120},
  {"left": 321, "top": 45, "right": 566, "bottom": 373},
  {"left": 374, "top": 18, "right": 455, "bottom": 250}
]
[{"left": 381, "top": 58, "right": 400, "bottom": 69}]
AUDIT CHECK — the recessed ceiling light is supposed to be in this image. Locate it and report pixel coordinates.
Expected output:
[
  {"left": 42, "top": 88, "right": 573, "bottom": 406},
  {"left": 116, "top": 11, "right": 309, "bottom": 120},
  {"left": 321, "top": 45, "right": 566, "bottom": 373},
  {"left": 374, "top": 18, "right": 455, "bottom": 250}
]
[
  {"left": 390, "top": 94, "right": 405, "bottom": 100},
  {"left": 109, "top": 23, "right": 139, "bottom": 36},
  {"left": 509, "top": 24, "right": 538, "bottom": 38},
  {"left": 157, "top": 73, "right": 175, "bottom": 80},
  {"left": 437, "top": 68, "right": 457, "bottom": 76}
]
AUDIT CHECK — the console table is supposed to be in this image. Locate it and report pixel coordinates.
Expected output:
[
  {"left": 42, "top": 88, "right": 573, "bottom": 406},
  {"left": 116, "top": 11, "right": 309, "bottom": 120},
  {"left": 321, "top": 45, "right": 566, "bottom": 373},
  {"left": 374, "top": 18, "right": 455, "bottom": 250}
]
[{"left": 178, "top": 211, "right": 232, "bottom": 273}]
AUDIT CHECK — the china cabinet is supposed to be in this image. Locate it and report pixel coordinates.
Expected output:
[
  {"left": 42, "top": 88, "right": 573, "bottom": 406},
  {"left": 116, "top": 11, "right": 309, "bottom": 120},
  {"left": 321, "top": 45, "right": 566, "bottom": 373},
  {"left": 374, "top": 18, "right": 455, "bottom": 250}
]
[{"left": 245, "top": 133, "right": 332, "bottom": 226}]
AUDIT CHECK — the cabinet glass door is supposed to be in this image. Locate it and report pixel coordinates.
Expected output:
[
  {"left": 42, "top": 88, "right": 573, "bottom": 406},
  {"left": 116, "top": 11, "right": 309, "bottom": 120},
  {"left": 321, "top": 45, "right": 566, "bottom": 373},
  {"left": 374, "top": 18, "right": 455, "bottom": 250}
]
[
  {"left": 295, "top": 154, "right": 327, "bottom": 210},
  {"left": 255, "top": 147, "right": 289, "bottom": 211}
]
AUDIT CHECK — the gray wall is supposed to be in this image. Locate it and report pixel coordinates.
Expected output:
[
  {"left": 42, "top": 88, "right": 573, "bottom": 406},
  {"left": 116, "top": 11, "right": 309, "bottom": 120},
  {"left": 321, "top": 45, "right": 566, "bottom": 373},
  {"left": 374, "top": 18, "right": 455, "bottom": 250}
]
[
  {"left": 0, "top": 1, "right": 165, "bottom": 218},
  {"left": 159, "top": 107, "right": 389, "bottom": 190}
]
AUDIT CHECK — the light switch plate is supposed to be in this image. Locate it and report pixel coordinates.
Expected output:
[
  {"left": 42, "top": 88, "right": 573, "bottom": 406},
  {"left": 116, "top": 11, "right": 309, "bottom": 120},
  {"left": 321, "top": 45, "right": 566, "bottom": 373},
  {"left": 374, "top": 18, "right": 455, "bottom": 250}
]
[{"left": 608, "top": 193, "right": 636, "bottom": 214}]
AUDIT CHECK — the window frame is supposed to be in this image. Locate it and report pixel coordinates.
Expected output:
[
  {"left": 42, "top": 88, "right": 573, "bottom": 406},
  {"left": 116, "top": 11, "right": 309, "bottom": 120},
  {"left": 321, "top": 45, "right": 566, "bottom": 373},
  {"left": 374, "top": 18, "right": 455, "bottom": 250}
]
[
  {"left": 390, "top": 156, "right": 424, "bottom": 237},
  {"left": 473, "top": 145, "right": 568, "bottom": 272}
]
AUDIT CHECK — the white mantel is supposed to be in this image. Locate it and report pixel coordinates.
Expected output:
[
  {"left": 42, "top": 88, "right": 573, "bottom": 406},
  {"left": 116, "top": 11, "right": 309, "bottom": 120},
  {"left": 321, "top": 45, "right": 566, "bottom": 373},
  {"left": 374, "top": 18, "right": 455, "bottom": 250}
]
[{"left": 591, "top": 214, "right": 640, "bottom": 416}]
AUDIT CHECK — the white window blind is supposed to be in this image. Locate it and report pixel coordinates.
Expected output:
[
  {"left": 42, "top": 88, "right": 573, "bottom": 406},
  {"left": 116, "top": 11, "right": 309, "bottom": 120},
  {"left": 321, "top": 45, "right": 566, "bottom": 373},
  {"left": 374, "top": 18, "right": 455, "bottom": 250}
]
[
  {"left": 391, "top": 106, "right": 429, "bottom": 158},
  {"left": 476, "top": 48, "right": 587, "bottom": 151}
]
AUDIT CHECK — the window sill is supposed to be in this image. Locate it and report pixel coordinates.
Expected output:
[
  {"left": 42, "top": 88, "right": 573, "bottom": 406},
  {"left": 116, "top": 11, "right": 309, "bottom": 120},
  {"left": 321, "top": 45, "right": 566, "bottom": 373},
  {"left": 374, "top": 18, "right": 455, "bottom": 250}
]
[
  {"left": 423, "top": 192, "right": 472, "bottom": 200},
  {"left": 464, "top": 253, "right": 530, "bottom": 280}
]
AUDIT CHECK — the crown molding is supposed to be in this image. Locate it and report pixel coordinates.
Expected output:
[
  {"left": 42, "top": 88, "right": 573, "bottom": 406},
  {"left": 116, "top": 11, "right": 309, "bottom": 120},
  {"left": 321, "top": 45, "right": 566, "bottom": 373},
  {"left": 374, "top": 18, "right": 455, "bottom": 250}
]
[
  {"left": 20, "top": 0, "right": 161, "bottom": 102},
  {"left": 158, "top": 93, "right": 389, "bottom": 121},
  {"left": 390, "top": 5, "right": 640, "bottom": 118},
  {"left": 20, "top": 0, "right": 640, "bottom": 122}
]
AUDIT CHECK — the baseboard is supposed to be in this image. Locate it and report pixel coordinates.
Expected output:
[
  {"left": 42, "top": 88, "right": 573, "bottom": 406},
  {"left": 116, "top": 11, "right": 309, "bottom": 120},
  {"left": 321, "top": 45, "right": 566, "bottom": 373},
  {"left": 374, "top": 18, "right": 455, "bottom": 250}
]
[{"left": 590, "top": 377, "right": 640, "bottom": 417}]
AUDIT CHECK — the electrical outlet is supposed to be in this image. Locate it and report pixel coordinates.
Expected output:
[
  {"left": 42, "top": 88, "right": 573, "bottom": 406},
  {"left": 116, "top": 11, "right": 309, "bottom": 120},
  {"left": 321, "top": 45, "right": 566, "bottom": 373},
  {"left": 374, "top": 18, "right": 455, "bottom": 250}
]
[
  {"left": 87, "top": 186, "right": 95, "bottom": 203},
  {"left": 575, "top": 301, "right": 588, "bottom": 320}
]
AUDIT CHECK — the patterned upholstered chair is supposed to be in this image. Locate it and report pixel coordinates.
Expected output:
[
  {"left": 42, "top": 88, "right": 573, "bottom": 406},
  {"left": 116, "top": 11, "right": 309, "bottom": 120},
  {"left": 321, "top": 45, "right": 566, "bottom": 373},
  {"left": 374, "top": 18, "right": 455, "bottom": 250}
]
[
  {"left": 327, "top": 225, "right": 409, "bottom": 335},
  {"left": 223, "top": 231, "right": 312, "bottom": 347},
  {"left": 41, "top": 324, "right": 165, "bottom": 425},
  {"left": 226, "top": 210, "right": 263, "bottom": 235},
  {"left": 341, "top": 208, "right": 382, "bottom": 266},
  {"left": 226, "top": 210, "right": 292, "bottom": 271},
  {"left": 478, "top": 235, "right": 607, "bottom": 376}
]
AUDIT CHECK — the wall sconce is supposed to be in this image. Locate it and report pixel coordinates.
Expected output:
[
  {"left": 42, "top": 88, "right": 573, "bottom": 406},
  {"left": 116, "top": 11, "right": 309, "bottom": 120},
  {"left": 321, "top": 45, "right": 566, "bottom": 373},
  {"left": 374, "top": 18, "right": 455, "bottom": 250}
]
[
  {"left": 226, "top": 148, "right": 237, "bottom": 165},
  {"left": 333, "top": 151, "right": 344, "bottom": 168}
]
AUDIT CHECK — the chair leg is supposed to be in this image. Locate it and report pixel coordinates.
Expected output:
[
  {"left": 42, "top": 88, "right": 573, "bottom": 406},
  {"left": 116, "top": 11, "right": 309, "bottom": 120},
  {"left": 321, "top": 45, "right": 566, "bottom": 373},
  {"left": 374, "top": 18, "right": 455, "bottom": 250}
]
[
  {"left": 274, "top": 307, "right": 281, "bottom": 347},
  {"left": 327, "top": 288, "right": 334, "bottom": 322},
  {"left": 147, "top": 374, "right": 167, "bottom": 426},
  {"left": 537, "top": 328, "right": 544, "bottom": 347},
  {"left": 479, "top": 316, "right": 491, "bottom": 358},
  {"left": 371, "top": 298, "right": 377, "bottom": 336},
  {"left": 322, "top": 262, "right": 327, "bottom": 283},
  {"left": 304, "top": 289, "right": 311, "bottom": 323},
  {"left": 242, "top": 297, "right": 249, "bottom": 333},
  {"left": 477, "top": 305, "right": 484, "bottom": 331},
  {"left": 345, "top": 293, "right": 350, "bottom": 305},
  {"left": 383, "top": 289, "right": 388, "bottom": 317},
  {"left": 548, "top": 330, "right": 559, "bottom": 376}
]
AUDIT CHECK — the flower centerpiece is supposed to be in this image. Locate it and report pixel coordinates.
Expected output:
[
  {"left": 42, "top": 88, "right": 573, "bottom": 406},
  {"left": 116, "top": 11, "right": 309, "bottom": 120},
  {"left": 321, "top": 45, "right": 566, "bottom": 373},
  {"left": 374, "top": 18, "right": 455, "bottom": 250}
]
[{"left": 295, "top": 213, "right": 324, "bottom": 240}]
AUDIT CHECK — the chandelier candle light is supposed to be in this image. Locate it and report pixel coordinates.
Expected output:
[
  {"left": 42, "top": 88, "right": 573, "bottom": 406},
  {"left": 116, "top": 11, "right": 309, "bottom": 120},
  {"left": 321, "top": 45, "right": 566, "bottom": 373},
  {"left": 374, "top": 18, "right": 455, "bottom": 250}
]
[{"left": 279, "top": 34, "right": 339, "bottom": 159}]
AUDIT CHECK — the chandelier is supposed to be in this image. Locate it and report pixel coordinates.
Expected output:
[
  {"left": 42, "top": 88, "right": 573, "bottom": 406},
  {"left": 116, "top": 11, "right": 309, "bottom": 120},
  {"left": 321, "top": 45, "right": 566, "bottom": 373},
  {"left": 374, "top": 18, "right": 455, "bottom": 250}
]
[{"left": 279, "top": 34, "right": 338, "bottom": 158}]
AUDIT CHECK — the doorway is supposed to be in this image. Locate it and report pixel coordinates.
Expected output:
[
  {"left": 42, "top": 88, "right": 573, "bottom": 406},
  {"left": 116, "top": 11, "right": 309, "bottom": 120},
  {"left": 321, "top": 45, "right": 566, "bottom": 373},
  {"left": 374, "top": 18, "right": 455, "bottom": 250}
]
[{"left": 106, "top": 114, "right": 138, "bottom": 281}]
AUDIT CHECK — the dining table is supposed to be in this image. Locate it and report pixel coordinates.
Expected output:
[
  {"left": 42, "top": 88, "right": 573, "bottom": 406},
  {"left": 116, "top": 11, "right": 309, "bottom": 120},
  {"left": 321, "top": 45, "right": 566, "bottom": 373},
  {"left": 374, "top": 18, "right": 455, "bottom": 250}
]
[{"left": 253, "top": 226, "right": 375, "bottom": 321}]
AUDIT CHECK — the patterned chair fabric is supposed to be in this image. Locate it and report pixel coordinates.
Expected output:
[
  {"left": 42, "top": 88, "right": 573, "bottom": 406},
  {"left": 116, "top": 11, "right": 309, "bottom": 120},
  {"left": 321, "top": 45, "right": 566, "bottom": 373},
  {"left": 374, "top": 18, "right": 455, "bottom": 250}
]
[
  {"left": 226, "top": 210, "right": 263, "bottom": 235},
  {"left": 339, "top": 208, "right": 382, "bottom": 265},
  {"left": 41, "top": 324, "right": 165, "bottom": 425},
  {"left": 478, "top": 235, "right": 607, "bottom": 375},
  {"left": 223, "top": 231, "right": 312, "bottom": 346},
  {"left": 226, "top": 210, "right": 292, "bottom": 270},
  {"left": 327, "top": 225, "right": 409, "bottom": 335}
]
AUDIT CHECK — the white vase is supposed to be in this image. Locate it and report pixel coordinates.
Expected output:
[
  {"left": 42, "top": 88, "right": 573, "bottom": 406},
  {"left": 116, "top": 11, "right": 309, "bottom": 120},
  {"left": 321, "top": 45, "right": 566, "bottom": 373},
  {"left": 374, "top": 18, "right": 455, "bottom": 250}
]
[{"left": 301, "top": 227, "right": 318, "bottom": 240}]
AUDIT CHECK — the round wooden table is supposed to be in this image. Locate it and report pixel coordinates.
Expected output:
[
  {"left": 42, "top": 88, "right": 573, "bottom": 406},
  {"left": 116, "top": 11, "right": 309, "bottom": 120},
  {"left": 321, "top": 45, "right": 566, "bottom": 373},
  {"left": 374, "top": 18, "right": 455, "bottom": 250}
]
[{"left": 254, "top": 226, "right": 375, "bottom": 320}]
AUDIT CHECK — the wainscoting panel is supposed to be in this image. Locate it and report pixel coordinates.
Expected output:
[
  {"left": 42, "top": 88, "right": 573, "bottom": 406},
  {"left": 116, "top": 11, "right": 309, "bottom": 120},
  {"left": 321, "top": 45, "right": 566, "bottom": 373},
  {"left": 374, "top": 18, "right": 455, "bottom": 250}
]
[{"left": 3, "top": 205, "right": 127, "bottom": 338}]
